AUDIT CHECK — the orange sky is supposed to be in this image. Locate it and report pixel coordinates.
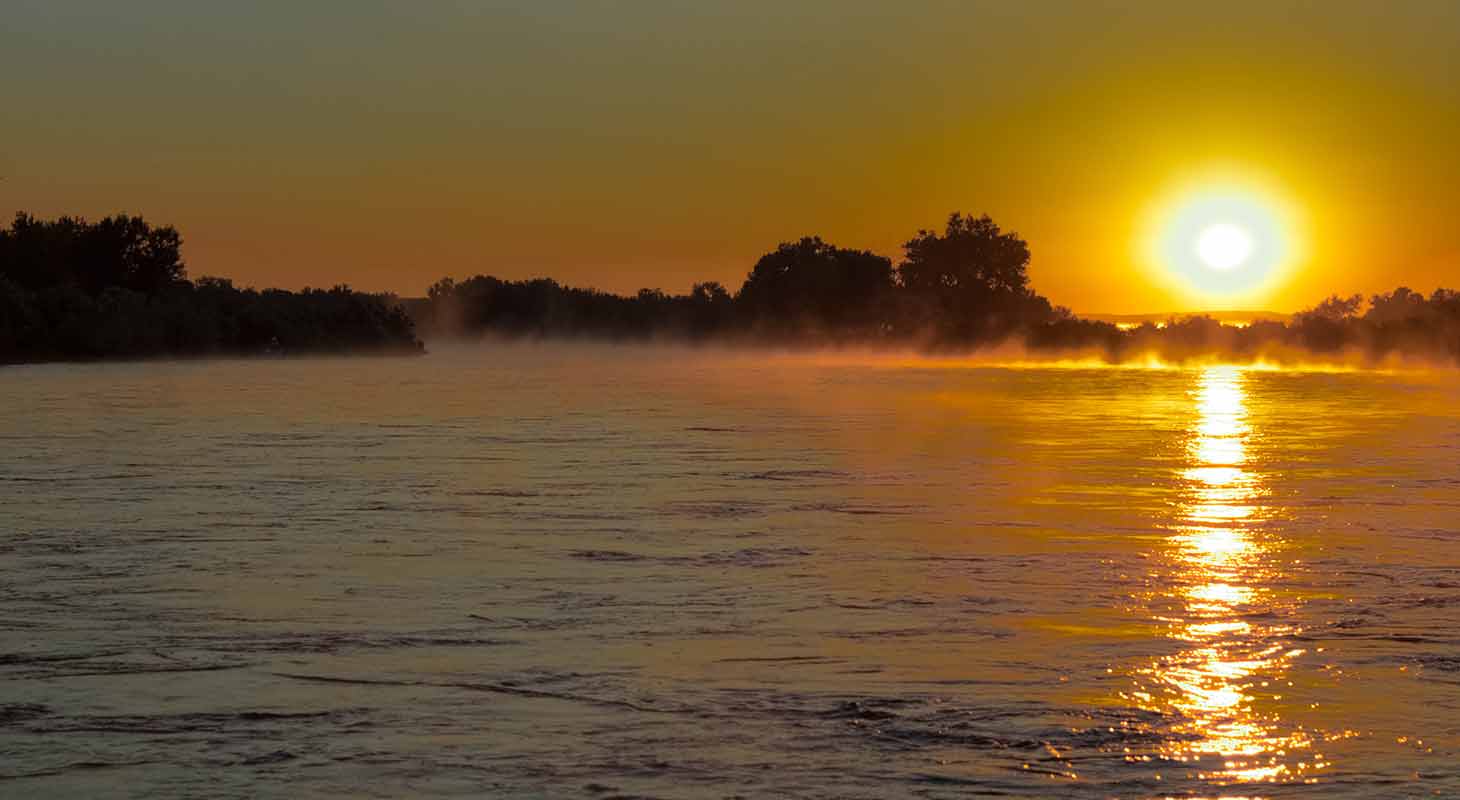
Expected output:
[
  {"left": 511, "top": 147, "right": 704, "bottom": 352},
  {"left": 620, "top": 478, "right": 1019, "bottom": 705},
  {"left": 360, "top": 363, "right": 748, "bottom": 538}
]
[{"left": 3, "top": 1, "right": 1458, "bottom": 312}]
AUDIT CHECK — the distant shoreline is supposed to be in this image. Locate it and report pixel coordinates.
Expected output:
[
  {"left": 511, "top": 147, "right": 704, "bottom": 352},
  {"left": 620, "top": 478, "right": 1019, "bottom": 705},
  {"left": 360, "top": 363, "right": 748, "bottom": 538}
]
[
  {"left": 1, "top": 344, "right": 425, "bottom": 369},
  {"left": 6, "top": 211, "right": 1458, "bottom": 369}
]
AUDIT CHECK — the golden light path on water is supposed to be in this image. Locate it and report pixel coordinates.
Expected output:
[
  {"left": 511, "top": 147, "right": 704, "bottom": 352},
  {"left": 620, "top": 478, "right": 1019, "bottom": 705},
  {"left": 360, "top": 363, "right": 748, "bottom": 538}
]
[{"left": 1126, "top": 365, "right": 1326, "bottom": 791}]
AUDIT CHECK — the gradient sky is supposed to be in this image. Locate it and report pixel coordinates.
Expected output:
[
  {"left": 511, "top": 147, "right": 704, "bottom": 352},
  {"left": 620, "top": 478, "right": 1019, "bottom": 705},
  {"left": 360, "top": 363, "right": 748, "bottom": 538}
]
[{"left": 3, "top": 1, "right": 1458, "bottom": 312}]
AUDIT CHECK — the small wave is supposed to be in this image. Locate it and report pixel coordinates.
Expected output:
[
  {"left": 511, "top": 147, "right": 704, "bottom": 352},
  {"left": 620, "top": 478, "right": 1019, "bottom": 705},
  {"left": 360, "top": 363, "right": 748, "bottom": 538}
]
[
  {"left": 662, "top": 500, "right": 768, "bottom": 519},
  {"left": 791, "top": 502, "right": 924, "bottom": 516},
  {"left": 174, "top": 632, "right": 518, "bottom": 656},
  {"left": 241, "top": 750, "right": 298, "bottom": 766},
  {"left": 836, "top": 626, "right": 1011, "bottom": 641},
  {"left": 0, "top": 650, "right": 129, "bottom": 666},
  {"left": 0, "top": 760, "right": 157, "bottom": 782},
  {"left": 715, "top": 655, "right": 836, "bottom": 665},
  {"left": 268, "top": 671, "right": 691, "bottom": 715},
  {"left": 735, "top": 469, "right": 850, "bottom": 482},
  {"left": 1407, "top": 654, "right": 1460, "bottom": 672},
  {"left": 569, "top": 549, "right": 654, "bottom": 563},
  {"left": 567, "top": 547, "right": 810, "bottom": 568},
  {"left": 468, "top": 614, "right": 591, "bottom": 632},
  {"left": 695, "top": 547, "right": 811, "bottom": 568},
  {"left": 0, "top": 704, "right": 52, "bottom": 725},
  {"left": 27, "top": 709, "right": 358, "bottom": 736}
]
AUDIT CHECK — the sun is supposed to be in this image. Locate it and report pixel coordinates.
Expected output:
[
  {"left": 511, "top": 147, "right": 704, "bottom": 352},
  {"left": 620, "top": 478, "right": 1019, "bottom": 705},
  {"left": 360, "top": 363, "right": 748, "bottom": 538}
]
[
  {"left": 1141, "top": 173, "right": 1302, "bottom": 304},
  {"left": 1197, "top": 223, "right": 1255, "bottom": 272},
  {"left": 1195, "top": 223, "right": 1254, "bottom": 271}
]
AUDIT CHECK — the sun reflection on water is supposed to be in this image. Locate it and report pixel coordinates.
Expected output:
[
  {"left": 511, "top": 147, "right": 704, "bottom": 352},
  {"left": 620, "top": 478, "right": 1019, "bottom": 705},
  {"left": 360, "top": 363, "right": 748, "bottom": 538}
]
[{"left": 1126, "top": 366, "right": 1326, "bottom": 788}]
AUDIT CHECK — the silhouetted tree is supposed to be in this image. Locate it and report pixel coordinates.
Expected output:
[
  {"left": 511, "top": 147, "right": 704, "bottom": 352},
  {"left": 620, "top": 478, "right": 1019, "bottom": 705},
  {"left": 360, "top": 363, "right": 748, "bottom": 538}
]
[
  {"left": 897, "top": 213, "right": 1054, "bottom": 339},
  {"left": 0, "top": 212, "right": 186, "bottom": 295},
  {"left": 737, "top": 237, "right": 894, "bottom": 336},
  {"left": 900, "top": 214, "right": 1030, "bottom": 294},
  {"left": 689, "top": 281, "right": 734, "bottom": 335},
  {"left": 1298, "top": 293, "right": 1364, "bottom": 322},
  {"left": 1367, "top": 287, "right": 1427, "bottom": 324},
  {"left": 1290, "top": 293, "right": 1364, "bottom": 352},
  {"left": 0, "top": 213, "right": 421, "bottom": 362}
]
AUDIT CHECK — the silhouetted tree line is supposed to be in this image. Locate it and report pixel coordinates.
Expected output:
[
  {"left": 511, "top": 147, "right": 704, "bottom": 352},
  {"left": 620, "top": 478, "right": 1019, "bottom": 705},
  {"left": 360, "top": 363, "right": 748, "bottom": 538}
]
[
  {"left": 0, "top": 213, "right": 422, "bottom": 363},
  {"left": 1125, "top": 287, "right": 1460, "bottom": 364},
  {"left": 415, "top": 213, "right": 1072, "bottom": 344},
  {"left": 7, "top": 211, "right": 1457, "bottom": 365},
  {"left": 415, "top": 210, "right": 1460, "bottom": 364}
]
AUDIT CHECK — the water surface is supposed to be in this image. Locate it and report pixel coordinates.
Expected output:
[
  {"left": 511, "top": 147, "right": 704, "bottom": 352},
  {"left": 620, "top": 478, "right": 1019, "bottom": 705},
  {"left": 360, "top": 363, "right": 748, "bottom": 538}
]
[{"left": 4, "top": 344, "right": 1459, "bottom": 797}]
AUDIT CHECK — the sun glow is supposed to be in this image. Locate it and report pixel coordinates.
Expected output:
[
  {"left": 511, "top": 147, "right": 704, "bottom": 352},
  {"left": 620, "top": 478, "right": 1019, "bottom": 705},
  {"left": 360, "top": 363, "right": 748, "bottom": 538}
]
[{"left": 1141, "top": 171, "right": 1305, "bottom": 306}]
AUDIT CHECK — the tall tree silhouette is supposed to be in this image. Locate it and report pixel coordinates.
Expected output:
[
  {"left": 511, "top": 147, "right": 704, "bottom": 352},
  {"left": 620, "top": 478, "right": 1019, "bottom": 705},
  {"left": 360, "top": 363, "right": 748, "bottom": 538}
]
[
  {"left": 897, "top": 213, "right": 1052, "bottom": 338},
  {"left": 899, "top": 213, "right": 1032, "bottom": 294},
  {"left": 737, "top": 237, "right": 894, "bottom": 335}
]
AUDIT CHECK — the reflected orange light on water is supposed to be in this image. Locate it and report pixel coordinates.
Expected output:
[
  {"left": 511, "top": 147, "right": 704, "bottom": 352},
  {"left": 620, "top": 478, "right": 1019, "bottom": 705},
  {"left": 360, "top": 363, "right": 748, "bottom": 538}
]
[{"left": 1127, "top": 366, "right": 1326, "bottom": 788}]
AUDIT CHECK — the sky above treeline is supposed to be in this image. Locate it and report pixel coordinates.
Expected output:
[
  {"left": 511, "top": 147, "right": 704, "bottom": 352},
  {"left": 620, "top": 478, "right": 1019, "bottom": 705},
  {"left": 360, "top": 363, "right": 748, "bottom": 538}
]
[{"left": 3, "top": 1, "right": 1458, "bottom": 313}]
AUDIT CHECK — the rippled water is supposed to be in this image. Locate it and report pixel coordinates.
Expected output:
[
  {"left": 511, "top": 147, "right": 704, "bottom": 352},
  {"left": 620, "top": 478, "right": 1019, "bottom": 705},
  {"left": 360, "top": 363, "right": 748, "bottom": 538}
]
[{"left": 4, "top": 343, "right": 1459, "bottom": 798}]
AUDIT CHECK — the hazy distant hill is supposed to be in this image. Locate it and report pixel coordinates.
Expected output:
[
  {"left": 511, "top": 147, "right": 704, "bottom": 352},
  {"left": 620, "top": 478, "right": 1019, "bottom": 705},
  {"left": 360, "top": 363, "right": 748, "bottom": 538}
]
[{"left": 1085, "top": 310, "right": 1292, "bottom": 328}]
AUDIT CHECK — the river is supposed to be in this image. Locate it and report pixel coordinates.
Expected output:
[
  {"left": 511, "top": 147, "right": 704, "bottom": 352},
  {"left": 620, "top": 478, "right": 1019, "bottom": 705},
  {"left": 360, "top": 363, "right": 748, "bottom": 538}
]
[{"left": 3, "top": 343, "right": 1459, "bottom": 798}]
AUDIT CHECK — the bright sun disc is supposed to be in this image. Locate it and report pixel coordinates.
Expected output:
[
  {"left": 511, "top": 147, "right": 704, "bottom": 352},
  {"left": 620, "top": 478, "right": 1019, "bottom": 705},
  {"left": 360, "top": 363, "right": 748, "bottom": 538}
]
[
  {"left": 1143, "top": 175, "right": 1301, "bottom": 303},
  {"left": 1195, "top": 223, "right": 1253, "bottom": 271}
]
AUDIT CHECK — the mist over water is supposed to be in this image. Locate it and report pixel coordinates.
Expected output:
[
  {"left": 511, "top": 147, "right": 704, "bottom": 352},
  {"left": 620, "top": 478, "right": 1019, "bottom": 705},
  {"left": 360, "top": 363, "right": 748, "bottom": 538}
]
[{"left": 4, "top": 342, "right": 1459, "bottom": 798}]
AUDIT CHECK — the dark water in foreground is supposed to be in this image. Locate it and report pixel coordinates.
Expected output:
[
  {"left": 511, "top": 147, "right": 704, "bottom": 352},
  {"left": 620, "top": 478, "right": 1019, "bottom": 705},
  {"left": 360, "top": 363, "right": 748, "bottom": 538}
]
[{"left": 4, "top": 343, "right": 1460, "bottom": 798}]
